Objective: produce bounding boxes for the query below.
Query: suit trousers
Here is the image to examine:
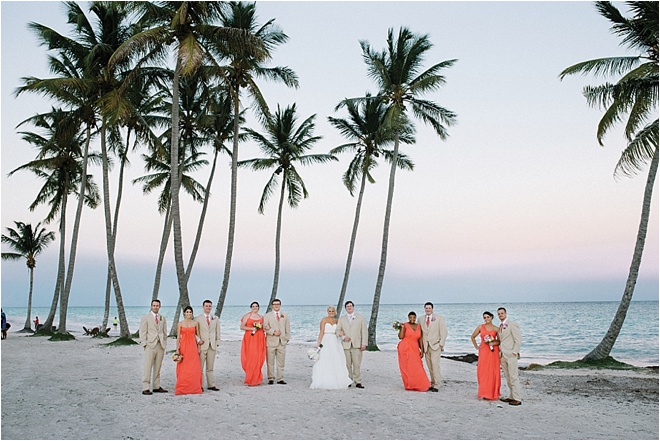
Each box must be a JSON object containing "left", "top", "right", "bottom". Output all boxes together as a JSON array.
[
  {"left": 425, "top": 347, "right": 442, "bottom": 388},
  {"left": 199, "top": 347, "right": 217, "bottom": 388},
  {"left": 142, "top": 345, "right": 165, "bottom": 390},
  {"left": 500, "top": 354, "right": 521, "bottom": 400},
  {"left": 344, "top": 347, "right": 363, "bottom": 384},
  {"left": 266, "top": 344, "right": 287, "bottom": 381}
]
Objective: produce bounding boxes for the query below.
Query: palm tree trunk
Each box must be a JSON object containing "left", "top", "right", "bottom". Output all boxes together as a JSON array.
[
  {"left": 58, "top": 126, "right": 92, "bottom": 334},
  {"left": 23, "top": 267, "right": 34, "bottom": 331},
  {"left": 267, "top": 179, "right": 287, "bottom": 313},
  {"left": 337, "top": 171, "right": 368, "bottom": 316},
  {"left": 44, "top": 173, "right": 69, "bottom": 332},
  {"left": 215, "top": 92, "right": 241, "bottom": 318},
  {"left": 368, "top": 135, "right": 401, "bottom": 349},
  {"left": 583, "top": 146, "right": 658, "bottom": 361},
  {"left": 152, "top": 202, "right": 173, "bottom": 301}
]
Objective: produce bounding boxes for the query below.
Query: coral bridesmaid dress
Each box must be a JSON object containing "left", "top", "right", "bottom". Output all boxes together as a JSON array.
[
  {"left": 477, "top": 324, "right": 501, "bottom": 400},
  {"left": 397, "top": 323, "right": 431, "bottom": 391},
  {"left": 175, "top": 327, "right": 203, "bottom": 395},
  {"left": 241, "top": 316, "right": 266, "bottom": 386}
]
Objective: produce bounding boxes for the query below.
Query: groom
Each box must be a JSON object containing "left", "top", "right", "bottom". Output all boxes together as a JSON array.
[
  {"left": 195, "top": 299, "right": 221, "bottom": 391},
  {"left": 139, "top": 299, "right": 168, "bottom": 395},
  {"left": 498, "top": 307, "right": 522, "bottom": 406},
  {"left": 421, "top": 302, "right": 447, "bottom": 392},
  {"left": 263, "top": 298, "right": 291, "bottom": 384},
  {"left": 337, "top": 301, "right": 367, "bottom": 389}
]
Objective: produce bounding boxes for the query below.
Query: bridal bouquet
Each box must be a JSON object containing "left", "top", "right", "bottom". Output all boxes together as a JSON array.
[
  {"left": 251, "top": 322, "right": 263, "bottom": 335},
  {"left": 392, "top": 321, "right": 402, "bottom": 331},
  {"left": 172, "top": 352, "right": 183, "bottom": 363},
  {"left": 307, "top": 345, "right": 322, "bottom": 362},
  {"left": 483, "top": 335, "right": 494, "bottom": 351}
]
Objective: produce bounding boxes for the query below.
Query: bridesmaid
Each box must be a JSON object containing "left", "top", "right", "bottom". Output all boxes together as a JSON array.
[
  {"left": 240, "top": 301, "right": 266, "bottom": 386},
  {"left": 175, "top": 306, "right": 203, "bottom": 395},
  {"left": 396, "top": 311, "right": 431, "bottom": 392},
  {"left": 471, "top": 311, "right": 501, "bottom": 400}
]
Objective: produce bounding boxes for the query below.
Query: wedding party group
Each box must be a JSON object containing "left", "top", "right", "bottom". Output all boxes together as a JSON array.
[{"left": 139, "top": 299, "right": 522, "bottom": 406}]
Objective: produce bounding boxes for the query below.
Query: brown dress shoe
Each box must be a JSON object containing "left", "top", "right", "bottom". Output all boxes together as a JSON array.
[
  {"left": 277, "top": 380, "right": 287, "bottom": 385},
  {"left": 207, "top": 386, "right": 220, "bottom": 391},
  {"left": 509, "top": 400, "right": 522, "bottom": 406},
  {"left": 500, "top": 397, "right": 513, "bottom": 403},
  {"left": 153, "top": 387, "right": 168, "bottom": 393},
  {"left": 142, "top": 390, "right": 152, "bottom": 395},
  {"left": 355, "top": 383, "right": 364, "bottom": 389}
]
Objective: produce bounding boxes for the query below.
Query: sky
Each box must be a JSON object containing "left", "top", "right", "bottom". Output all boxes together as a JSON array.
[{"left": 1, "top": 1, "right": 658, "bottom": 309}]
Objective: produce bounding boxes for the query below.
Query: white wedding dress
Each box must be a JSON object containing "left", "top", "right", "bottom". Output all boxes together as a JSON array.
[{"left": 310, "top": 323, "right": 352, "bottom": 389}]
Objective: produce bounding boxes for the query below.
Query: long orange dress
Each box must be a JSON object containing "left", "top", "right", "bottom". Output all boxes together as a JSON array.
[
  {"left": 477, "top": 324, "right": 501, "bottom": 400},
  {"left": 175, "top": 327, "right": 203, "bottom": 395},
  {"left": 240, "top": 316, "right": 266, "bottom": 386},
  {"left": 397, "top": 323, "right": 431, "bottom": 391}
]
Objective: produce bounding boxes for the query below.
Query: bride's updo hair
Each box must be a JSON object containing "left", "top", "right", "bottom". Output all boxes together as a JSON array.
[
  {"left": 184, "top": 306, "right": 193, "bottom": 314},
  {"left": 250, "top": 301, "right": 259, "bottom": 308},
  {"left": 327, "top": 305, "right": 337, "bottom": 318}
]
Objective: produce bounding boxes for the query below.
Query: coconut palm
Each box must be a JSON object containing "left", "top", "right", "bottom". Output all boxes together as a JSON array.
[
  {"left": 1, "top": 222, "right": 55, "bottom": 332},
  {"left": 359, "top": 27, "right": 457, "bottom": 349},
  {"left": 560, "top": 1, "right": 658, "bottom": 361},
  {"left": 211, "top": 1, "right": 299, "bottom": 318},
  {"left": 329, "top": 95, "right": 415, "bottom": 316},
  {"left": 239, "top": 104, "right": 336, "bottom": 311}
]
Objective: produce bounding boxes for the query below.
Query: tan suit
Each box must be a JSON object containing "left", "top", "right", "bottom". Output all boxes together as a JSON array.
[
  {"left": 263, "top": 310, "right": 291, "bottom": 382},
  {"left": 139, "top": 312, "right": 168, "bottom": 391},
  {"left": 336, "top": 312, "right": 367, "bottom": 385},
  {"left": 420, "top": 313, "right": 447, "bottom": 388},
  {"left": 194, "top": 314, "right": 221, "bottom": 388},
  {"left": 498, "top": 320, "right": 522, "bottom": 401}
]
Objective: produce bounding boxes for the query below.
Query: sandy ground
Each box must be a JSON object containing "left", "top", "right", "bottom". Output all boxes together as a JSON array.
[{"left": 1, "top": 333, "right": 657, "bottom": 440}]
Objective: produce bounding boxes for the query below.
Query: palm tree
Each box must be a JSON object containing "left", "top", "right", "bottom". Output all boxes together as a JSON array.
[
  {"left": 560, "top": 1, "right": 658, "bottom": 361},
  {"left": 329, "top": 96, "right": 415, "bottom": 316},
  {"left": 212, "top": 1, "right": 299, "bottom": 318},
  {"left": 359, "top": 27, "right": 457, "bottom": 349},
  {"left": 239, "top": 104, "right": 336, "bottom": 311},
  {"left": 1, "top": 222, "right": 55, "bottom": 332}
]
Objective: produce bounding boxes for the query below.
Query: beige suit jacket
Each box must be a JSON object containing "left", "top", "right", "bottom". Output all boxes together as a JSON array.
[
  {"left": 336, "top": 312, "right": 367, "bottom": 349},
  {"left": 194, "top": 314, "right": 221, "bottom": 351},
  {"left": 139, "top": 312, "right": 167, "bottom": 349},
  {"left": 263, "top": 311, "right": 290, "bottom": 347},
  {"left": 498, "top": 320, "right": 521, "bottom": 357},
  {"left": 420, "top": 313, "right": 447, "bottom": 351}
]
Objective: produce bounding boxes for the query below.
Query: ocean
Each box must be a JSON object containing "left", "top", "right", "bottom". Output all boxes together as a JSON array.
[{"left": 3, "top": 301, "right": 658, "bottom": 366}]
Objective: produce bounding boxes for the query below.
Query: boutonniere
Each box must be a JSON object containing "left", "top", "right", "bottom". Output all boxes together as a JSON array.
[
  {"left": 158, "top": 315, "right": 163, "bottom": 322},
  {"left": 279, "top": 314, "right": 284, "bottom": 319},
  {"left": 502, "top": 323, "right": 508, "bottom": 330},
  {"left": 431, "top": 316, "right": 436, "bottom": 322}
]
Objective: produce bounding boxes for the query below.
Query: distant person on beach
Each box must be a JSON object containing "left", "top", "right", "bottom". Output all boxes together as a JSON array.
[
  {"left": 175, "top": 306, "right": 203, "bottom": 395},
  {"left": 1, "top": 309, "right": 6, "bottom": 339},
  {"left": 113, "top": 317, "right": 118, "bottom": 330},
  {"left": 310, "top": 305, "right": 352, "bottom": 389},
  {"left": 497, "top": 307, "right": 522, "bottom": 406},
  {"left": 471, "top": 311, "right": 501, "bottom": 400},
  {"left": 194, "top": 300, "right": 221, "bottom": 391},
  {"left": 240, "top": 301, "right": 266, "bottom": 386},
  {"left": 396, "top": 311, "right": 431, "bottom": 392},
  {"left": 420, "top": 302, "right": 447, "bottom": 392},
  {"left": 33, "top": 316, "right": 39, "bottom": 329},
  {"left": 263, "top": 298, "right": 291, "bottom": 385},
  {"left": 139, "top": 300, "right": 168, "bottom": 395},
  {"left": 336, "top": 301, "right": 368, "bottom": 389}
]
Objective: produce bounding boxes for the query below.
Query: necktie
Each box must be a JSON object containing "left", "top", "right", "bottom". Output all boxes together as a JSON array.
[
  {"left": 276, "top": 312, "right": 280, "bottom": 322},
  {"left": 206, "top": 315, "right": 210, "bottom": 326},
  {"left": 426, "top": 316, "right": 430, "bottom": 327},
  {"left": 155, "top": 315, "right": 159, "bottom": 325}
]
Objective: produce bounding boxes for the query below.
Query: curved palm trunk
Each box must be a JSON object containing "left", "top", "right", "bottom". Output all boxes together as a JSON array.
[
  {"left": 267, "top": 179, "right": 287, "bottom": 313},
  {"left": 215, "top": 93, "right": 241, "bottom": 318},
  {"left": 100, "top": 120, "right": 130, "bottom": 337},
  {"left": 152, "top": 203, "right": 173, "bottom": 301},
  {"left": 22, "top": 267, "right": 35, "bottom": 331},
  {"left": 44, "top": 174, "right": 69, "bottom": 332},
  {"left": 583, "top": 146, "right": 658, "bottom": 361},
  {"left": 58, "top": 126, "right": 92, "bottom": 333},
  {"left": 368, "top": 135, "right": 401, "bottom": 349},
  {"left": 337, "top": 171, "right": 369, "bottom": 317}
]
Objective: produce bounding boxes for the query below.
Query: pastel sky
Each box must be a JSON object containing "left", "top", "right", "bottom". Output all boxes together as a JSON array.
[{"left": 1, "top": 1, "right": 658, "bottom": 309}]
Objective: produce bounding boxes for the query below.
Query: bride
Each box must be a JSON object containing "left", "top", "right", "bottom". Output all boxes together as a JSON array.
[{"left": 310, "top": 306, "right": 352, "bottom": 389}]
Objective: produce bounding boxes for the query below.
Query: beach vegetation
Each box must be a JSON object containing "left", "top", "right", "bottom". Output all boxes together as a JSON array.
[
  {"left": 48, "top": 331, "right": 76, "bottom": 341},
  {"left": 105, "top": 336, "right": 139, "bottom": 346},
  {"left": 356, "top": 27, "right": 457, "bottom": 348},
  {"left": 329, "top": 94, "right": 415, "bottom": 316},
  {"left": 239, "top": 103, "right": 336, "bottom": 309},
  {"left": 1, "top": 222, "right": 55, "bottom": 332},
  {"left": 560, "top": 1, "right": 658, "bottom": 361},
  {"left": 525, "top": 356, "right": 637, "bottom": 371}
]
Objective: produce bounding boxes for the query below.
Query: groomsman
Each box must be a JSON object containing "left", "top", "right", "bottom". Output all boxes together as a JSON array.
[
  {"left": 263, "top": 299, "right": 291, "bottom": 384},
  {"left": 337, "top": 301, "right": 368, "bottom": 388},
  {"left": 139, "top": 299, "right": 168, "bottom": 395},
  {"left": 420, "top": 302, "right": 448, "bottom": 392},
  {"left": 194, "top": 300, "right": 221, "bottom": 391},
  {"left": 497, "top": 307, "right": 522, "bottom": 406}
]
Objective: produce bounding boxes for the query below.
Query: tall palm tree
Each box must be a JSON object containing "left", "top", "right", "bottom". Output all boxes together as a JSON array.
[
  {"left": 1, "top": 222, "right": 55, "bottom": 331},
  {"left": 359, "top": 27, "right": 457, "bottom": 349},
  {"left": 329, "top": 96, "right": 415, "bottom": 316},
  {"left": 239, "top": 104, "right": 336, "bottom": 311},
  {"left": 212, "top": 1, "right": 298, "bottom": 318},
  {"left": 560, "top": 1, "right": 658, "bottom": 361}
]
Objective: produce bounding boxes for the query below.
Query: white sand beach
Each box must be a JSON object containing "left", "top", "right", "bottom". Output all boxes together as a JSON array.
[{"left": 1, "top": 334, "right": 657, "bottom": 440}]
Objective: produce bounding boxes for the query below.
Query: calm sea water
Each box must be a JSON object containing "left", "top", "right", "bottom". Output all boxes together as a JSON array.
[{"left": 3, "top": 301, "right": 658, "bottom": 366}]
